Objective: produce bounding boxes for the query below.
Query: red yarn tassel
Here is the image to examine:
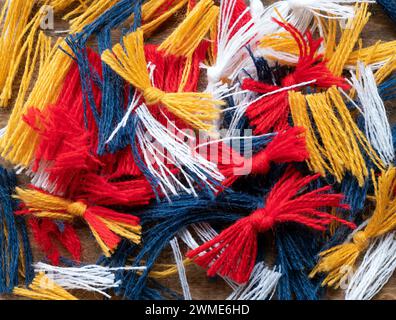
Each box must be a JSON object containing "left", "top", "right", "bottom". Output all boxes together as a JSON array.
[
  {"left": 72, "top": 173, "right": 155, "bottom": 206},
  {"left": 187, "top": 167, "right": 355, "bottom": 283},
  {"left": 29, "top": 218, "right": 81, "bottom": 265},
  {"left": 145, "top": 41, "right": 209, "bottom": 128},
  {"left": 220, "top": 127, "right": 309, "bottom": 187},
  {"left": 23, "top": 49, "right": 103, "bottom": 194},
  {"left": 16, "top": 187, "right": 142, "bottom": 257},
  {"left": 244, "top": 19, "right": 350, "bottom": 134}
]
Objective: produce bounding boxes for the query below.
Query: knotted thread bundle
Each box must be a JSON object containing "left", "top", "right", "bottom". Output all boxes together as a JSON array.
[
  {"left": 244, "top": 19, "right": 349, "bottom": 135},
  {"left": 101, "top": 29, "right": 224, "bottom": 131},
  {"left": 219, "top": 126, "right": 309, "bottom": 187},
  {"left": 187, "top": 168, "right": 355, "bottom": 284},
  {"left": 311, "top": 168, "right": 396, "bottom": 288},
  {"left": 14, "top": 188, "right": 141, "bottom": 257}
]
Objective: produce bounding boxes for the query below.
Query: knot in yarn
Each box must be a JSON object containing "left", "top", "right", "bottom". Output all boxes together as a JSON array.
[
  {"left": 352, "top": 231, "right": 370, "bottom": 251},
  {"left": 251, "top": 151, "right": 271, "bottom": 175},
  {"left": 67, "top": 201, "right": 88, "bottom": 218},
  {"left": 143, "top": 87, "right": 166, "bottom": 105},
  {"left": 249, "top": 209, "right": 275, "bottom": 232}
]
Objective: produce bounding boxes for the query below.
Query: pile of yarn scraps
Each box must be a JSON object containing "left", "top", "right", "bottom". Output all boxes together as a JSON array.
[{"left": 0, "top": 0, "right": 396, "bottom": 300}]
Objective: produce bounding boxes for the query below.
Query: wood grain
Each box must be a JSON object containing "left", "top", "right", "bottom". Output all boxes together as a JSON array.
[{"left": 0, "top": 1, "right": 395, "bottom": 300}]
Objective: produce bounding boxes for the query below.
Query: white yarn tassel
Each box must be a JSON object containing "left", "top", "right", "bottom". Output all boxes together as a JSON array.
[
  {"left": 135, "top": 104, "right": 223, "bottom": 200},
  {"left": 170, "top": 237, "right": 192, "bottom": 300},
  {"left": 226, "top": 263, "right": 282, "bottom": 300},
  {"left": 286, "top": 0, "right": 374, "bottom": 20},
  {"left": 107, "top": 64, "right": 223, "bottom": 200},
  {"left": 205, "top": 0, "right": 272, "bottom": 92},
  {"left": 345, "top": 232, "right": 396, "bottom": 300},
  {"left": 34, "top": 262, "right": 146, "bottom": 299},
  {"left": 348, "top": 62, "right": 394, "bottom": 165}
]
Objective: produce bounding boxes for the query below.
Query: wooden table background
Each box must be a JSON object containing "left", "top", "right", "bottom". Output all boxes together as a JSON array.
[{"left": 0, "top": 0, "right": 396, "bottom": 300}]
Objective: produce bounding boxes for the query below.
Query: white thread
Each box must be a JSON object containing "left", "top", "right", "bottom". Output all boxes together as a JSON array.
[
  {"left": 135, "top": 103, "right": 222, "bottom": 200},
  {"left": 34, "top": 262, "right": 146, "bottom": 299},
  {"left": 348, "top": 62, "right": 394, "bottom": 165},
  {"left": 206, "top": 0, "right": 274, "bottom": 90},
  {"left": 178, "top": 224, "right": 239, "bottom": 290},
  {"left": 226, "top": 262, "right": 282, "bottom": 300},
  {"left": 107, "top": 64, "right": 223, "bottom": 200},
  {"left": 170, "top": 237, "right": 192, "bottom": 300},
  {"left": 106, "top": 89, "right": 141, "bottom": 144},
  {"left": 254, "top": 1, "right": 373, "bottom": 66},
  {"left": 0, "top": 126, "right": 7, "bottom": 139},
  {"left": 286, "top": 0, "right": 374, "bottom": 19},
  {"left": 345, "top": 232, "right": 396, "bottom": 300}
]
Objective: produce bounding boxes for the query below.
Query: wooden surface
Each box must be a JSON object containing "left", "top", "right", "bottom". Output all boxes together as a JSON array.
[{"left": 1, "top": 1, "right": 396, "bottom": 300}]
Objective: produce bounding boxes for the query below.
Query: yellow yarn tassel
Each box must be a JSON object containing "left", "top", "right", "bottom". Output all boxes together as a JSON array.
[
  {"left": 311, "top": 168, "right": 396, "bottom": 288},
  {"left": 289, "top": 91, "right": 330, "bottom": 177},
  {"left": 44, "top": 0, "right": 84, "bottom": 12},
  {"left": 289, "top": 87, "right": 383, "bottom": 186},
  {"left": 207, "top": 16, "right": 218, "bottom": 66},
  {"left": 0, "top": 1, "right": 42, "bottom": 107},
  {"left": 260, "top": 33, "right": 396, "bottom": 70},
  {"left": 13, "top": 273, "right": 78, "bottom": 300},
  {"left": 158, "top": 0, "right": 218, "bottom": 58},
  {"left": 0, "top": 40, "right": 73, "bottom": 167},
  {"left": 141, "top": 0, "right": 189, "bottom": 37},
  {"left": 102, "top": 29, "right": 223, "bottom": 132},
  {"left": 64, "top": 0, "right": 118, "bottom": 33},
  {"left": 158, "top": 0, "right": 218, "bottom": 92},
  {"left": 327, "top": 3, "right": 370, "bottom": 76},
  {"left": 347, "top": 41, "right": 396, "bottom": 69},
  {"left": 260, "top": 5, "right": 396, "bottom": 72},
  {"left": 374, "top": 54, "right": 396, "bottom": 85},
  {"left": 14, "top": 188, "right": 141, "bottom": 257}
]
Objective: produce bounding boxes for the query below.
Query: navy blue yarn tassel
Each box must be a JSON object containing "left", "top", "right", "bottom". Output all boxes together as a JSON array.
[
  {"left": 0, "top": 167, "right": 34, "bottom": 293},
  {"left": 65, "top": 0, "right": 144, "bottom": 154},
  {"left": 275, "top": 225, "right": 324, "bottom": 300},
  {"left": 104, "top": 191, "right": 260, "bottom": 299},
  {"left": 96, "top": 28, "right": 129, "bottom": 155}
]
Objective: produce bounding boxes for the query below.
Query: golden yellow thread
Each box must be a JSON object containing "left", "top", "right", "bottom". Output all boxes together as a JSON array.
[
  {"left": 327, "top": 3, "right": 370, "bottom": 76},
  {"left": 157, "top": 0, "right": 218, "bottom": 92},
  {"left": 0, "top": 39, "right": 73, "bottom": 167},
  {"left": 159, "top": 0, "right": 218, "bottom": 58},
  {"left": 289, "top": 91, "right": 330, "bottom": 177},
  {"left": 67, "top": 202, "right": 88, "bottom": 218},
  {"left": 102, "top": 29, "right": 223, "bottom": 131},
  {"left": 311, "top": 168, "right": 396, "bottom": 288},
  {"left": 14, "top": 188, "right": 141, "bottom": 256},
  {"left": 149, "top": 259, "right": 193, "bottom": 278},
  {"left": 207, "top": 15, "right": 218, "bottom": 66},
  {"left": 141, "top": 0, "right": 189, "bottom": 37},
  {"left": 290, "top": 87, "right": 383, "bottom": 186},
  {"left": 0, "top": 1, "right": 46, "bottom": 107},
  {"left": 374, "top": 54, "right": 396, "bottom": 85},
  {"left": 13, "top": 273, "right": 78, "bottom": 300}
]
